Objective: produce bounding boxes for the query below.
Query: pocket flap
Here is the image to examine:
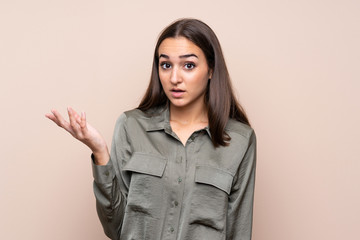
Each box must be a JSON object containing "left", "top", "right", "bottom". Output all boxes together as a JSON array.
[
  {"left": 123, "top": 152, "right": 167, "bottom": 177},
  {"left": 195, "top": 166, "right": 234, "bottom": 194}
]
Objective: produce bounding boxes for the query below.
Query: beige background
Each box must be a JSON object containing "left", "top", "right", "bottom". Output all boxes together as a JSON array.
[{"left": 1, "top": 0, "right": 359, "bottom": 239}]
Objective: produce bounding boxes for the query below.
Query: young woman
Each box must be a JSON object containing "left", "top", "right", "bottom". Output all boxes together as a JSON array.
[{"left": 46, "top": 18, "right": 256, "bottom": 240}]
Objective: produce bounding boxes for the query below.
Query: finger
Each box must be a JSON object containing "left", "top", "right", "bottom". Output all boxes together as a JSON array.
[
  {"left": 75, "top": 112, "right": 82, "bottom": 124},
  {"left": 78, "top": 111, "right": 89, "bottom": 139},
  {"left": 51, "top": 109, "right": 73, "bottom": 133},
  {"left": 45, "top": 112, "right": 56, "bottom": 122},
  {"left": 68, "top": 107, "right": 82, "bottom": 119},
  {"left": 45, "top": 112, "right": 62, "bottom": 126},
  {"left": 49, "top": 109, "right": 65, "bottom": 126},
  {"left": 80, "top": 111, "right": 87, "bottom": 129},
  {"left": 68, "top": 107, "right": 82, "bottom": 135},
  {"left": 46, "top": 110, "right": 75, "bottom": 137}
]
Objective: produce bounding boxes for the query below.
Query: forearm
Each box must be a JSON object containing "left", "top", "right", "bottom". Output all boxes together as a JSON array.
[{"left": 92, "top": 148, "right": 110, "bottom": 166}]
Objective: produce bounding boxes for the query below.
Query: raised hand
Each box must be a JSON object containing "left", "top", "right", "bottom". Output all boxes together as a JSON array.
[{"left": 45, "top": 107, "right": 109, "bottom": 165}]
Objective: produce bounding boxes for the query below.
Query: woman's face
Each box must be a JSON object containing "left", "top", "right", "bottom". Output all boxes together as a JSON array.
[{"left": 158, "top": 37, "right": 212, "bottom": 111}]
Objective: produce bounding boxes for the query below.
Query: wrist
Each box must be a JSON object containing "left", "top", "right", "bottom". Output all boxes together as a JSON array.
[{"left": 92, "top": 148, "right": 110, "bottom": 165}]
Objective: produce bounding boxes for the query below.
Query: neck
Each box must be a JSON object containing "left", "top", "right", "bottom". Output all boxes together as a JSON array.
[{"left": 169, "top": 102, "right": 208, "bottom": 125}]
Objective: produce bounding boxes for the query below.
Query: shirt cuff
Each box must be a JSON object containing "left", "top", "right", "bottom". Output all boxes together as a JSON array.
[{"left": 91, "top": 153, "right": 115, "bottom": 184}]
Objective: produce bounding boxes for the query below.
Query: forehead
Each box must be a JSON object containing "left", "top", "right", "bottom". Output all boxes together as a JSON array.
[{"left": 158, "top": 37, "right": 204, "bottom": 57}]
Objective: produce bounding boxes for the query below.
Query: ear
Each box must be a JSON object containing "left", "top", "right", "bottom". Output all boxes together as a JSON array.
[{"left": 208, "top": 69, "right": 213, "bottom": 79}]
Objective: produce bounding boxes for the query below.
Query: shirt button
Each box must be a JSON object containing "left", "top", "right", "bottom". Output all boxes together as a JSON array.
[
  {"left": 104, "top": 171, "right": 109, "bottom": 176},
  {"left": 170, "top": 227, "right": 174, "bottom": 233},
  {"left": 174, "top": 201, "right": 179, "bottom": 207},
  {"left": 177, "top": 177, "right": 182, "bottom": 183}
]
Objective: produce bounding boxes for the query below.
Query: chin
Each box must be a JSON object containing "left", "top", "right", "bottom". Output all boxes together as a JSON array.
[{"left": 169, "top": 100, "right": 188, "bottom": 108}]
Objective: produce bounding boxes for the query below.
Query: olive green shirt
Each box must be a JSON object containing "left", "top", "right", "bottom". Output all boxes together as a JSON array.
[{"left": 92, "top": 106, "right": 256, "bottom": 240}]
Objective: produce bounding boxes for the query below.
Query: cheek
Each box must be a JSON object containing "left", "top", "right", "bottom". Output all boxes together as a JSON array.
[
  {"left": 189, "top": 72, "right": 209, "bottom": 89},
  {"left": 158, "top": 73, "right": 167, "bottom": 87}
]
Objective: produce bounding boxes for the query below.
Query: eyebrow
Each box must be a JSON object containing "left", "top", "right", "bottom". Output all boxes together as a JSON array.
[{"left": 159, "top": 53, "right": 198, "bottom": 59}]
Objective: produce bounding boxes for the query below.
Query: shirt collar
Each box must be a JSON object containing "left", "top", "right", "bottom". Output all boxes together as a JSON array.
[
  {"left": 143, "top": 105, "right": 171, "bottom": 133},
  {"left": 144, "top": 105, "right": 211, "bottom": 138}
]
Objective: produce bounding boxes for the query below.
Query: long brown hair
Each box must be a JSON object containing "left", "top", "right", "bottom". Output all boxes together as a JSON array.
[{"left": 138, "top": 18, "right": 250, "bottom": 147}]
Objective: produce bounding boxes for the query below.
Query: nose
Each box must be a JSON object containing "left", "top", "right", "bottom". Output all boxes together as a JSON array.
[{"left": 170, "top": 67, "right": 182, "bottom": 85}]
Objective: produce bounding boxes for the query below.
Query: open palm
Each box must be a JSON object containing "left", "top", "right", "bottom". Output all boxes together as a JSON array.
[{"left": 45, "top": 107, "right": 109, "bottom": 165}]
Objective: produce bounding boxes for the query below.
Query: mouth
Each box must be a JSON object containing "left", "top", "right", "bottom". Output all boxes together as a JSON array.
[
  {"left": 171, "top": 89, "right": 185, "bottom": 93},
  {"left": 170, "top": 88, "right": 185, "bottom": 98}
]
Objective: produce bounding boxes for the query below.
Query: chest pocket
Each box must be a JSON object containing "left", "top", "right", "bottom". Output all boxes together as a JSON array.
[
  {"left": 123, "top": 152, "right": 167, "bottom": 177},
  {"left": 189, "top": 165, "right": 234, "bottom": 233},
  {"left": 123, "top": 152, "right": 167, "bottom": 219},
  {"left": 195, "top": 165, "right": 233, "bottom": 194}
]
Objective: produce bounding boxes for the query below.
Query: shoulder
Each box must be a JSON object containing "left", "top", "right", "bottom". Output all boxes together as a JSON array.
[
  {"left": 123, "top": 108, "right": 148, "bottom": 119},
  {"left": 122, "top": 107, "right": 164, "bottom": 120},
  {"left": 224, "top": 118, "right": 256, "bottom": 151},
  {"left": 225, "top": 118, "right": 255, "bottom": 139},
  {"left": 114, "top": 107, "right": 164, "bottom": 130},
  {"left": 114, "top": 108, "right": 146, "bottom": 127},
  {"left": 223, "top": 119, "right": 256, "bottom": 172}
]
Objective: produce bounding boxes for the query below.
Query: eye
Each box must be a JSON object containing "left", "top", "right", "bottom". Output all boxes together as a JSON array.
[
  {"left": 160, "top": 62, "right": 171, "bottom": 69},
  {"left": 184, "top": 63, "right": 195, "bottom": 70}
]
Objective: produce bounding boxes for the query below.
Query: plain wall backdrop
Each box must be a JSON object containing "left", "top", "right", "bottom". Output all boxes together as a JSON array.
[{"left": 1, "top": 0, "right": 359, "bottom": 239}]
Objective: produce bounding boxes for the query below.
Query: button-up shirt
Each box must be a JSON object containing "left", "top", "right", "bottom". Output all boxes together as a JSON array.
[{"left": 92, "top": 106, "right": 256, "bottom": 240}]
